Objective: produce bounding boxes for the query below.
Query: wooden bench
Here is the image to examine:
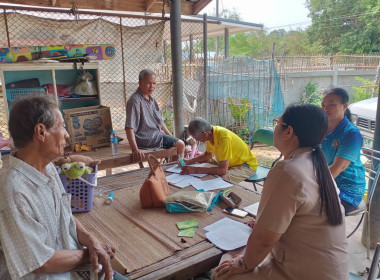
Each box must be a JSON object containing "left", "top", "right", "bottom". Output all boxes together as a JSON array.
[
  {"left": 72, "top": 142, "right": 177, "bottom": 175},
  {"left": 1, "top": 144, "right": 177, "bottom": 176}
]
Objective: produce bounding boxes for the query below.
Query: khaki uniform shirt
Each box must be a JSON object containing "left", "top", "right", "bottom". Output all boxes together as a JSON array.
[{"left": 255, "top": 148, "right": 348, "bottom": 280}]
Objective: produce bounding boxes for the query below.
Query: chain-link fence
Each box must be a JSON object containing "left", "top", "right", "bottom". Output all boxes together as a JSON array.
[{"left": 0, "top": 7, "right": 205, "bottom": 141}]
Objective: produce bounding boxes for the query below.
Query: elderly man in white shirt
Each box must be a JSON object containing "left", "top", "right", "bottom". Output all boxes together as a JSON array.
[{"left": 0, "top": 96, "right": 115, "bottom": 280}]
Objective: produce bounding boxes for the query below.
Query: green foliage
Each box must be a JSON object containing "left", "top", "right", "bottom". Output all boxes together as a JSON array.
[
  {"left": 196, "top": 2, "right": 380, "bottom": 58},
  {"left": 227, "top": 97, "right": 250, "bottom": 124},
  {"left": 306, "top": 0, "right": 380, "bottom": 54},
  {"left": 236, "top": 127, "right": 250, "bottom": 144},
  {"left": 162, "top": 108, "right": 174, "bottom": 134},
  {"left": 351, "top": 77, "right": 377, "bottom": 103},
  {"left": 301, "top": 82, "right": 323, "bottom": 106}
]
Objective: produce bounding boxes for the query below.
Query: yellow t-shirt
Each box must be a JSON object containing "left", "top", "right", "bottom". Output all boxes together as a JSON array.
[{"left": 206, "top": 126, "right": 258, "bottom": 170}]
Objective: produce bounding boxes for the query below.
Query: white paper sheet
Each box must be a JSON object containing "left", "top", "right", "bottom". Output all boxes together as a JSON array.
[
  {"left": 165, "top": 165, "right": 207, "bottom": 178},
  {"left": 166, "top": 173, "right": 191, "bottom": 184},
  {"left": 204, "top": 218, "right": 252, "bottom": 251},
  {"left": 243, "top": 202, "right": 260, "bottom": 217},
  {"left": 203, "top": 217, "right": 251, "bottom": 233},
  {"left": 191, "top": 163, "right": 219, "bottom": 168},
  {"left": 166, "top": 173, "right": 203, "bottom": 188},
  {"left": 191, "top": 177, "right": 232, "bottom": 191}
]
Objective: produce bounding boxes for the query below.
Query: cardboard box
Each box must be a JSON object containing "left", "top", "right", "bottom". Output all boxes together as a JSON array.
[{"left": 63, "top": 105, "right": 113, "bottom": 150}]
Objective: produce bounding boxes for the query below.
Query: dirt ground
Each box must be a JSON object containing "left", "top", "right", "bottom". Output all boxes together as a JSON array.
[{"left": 251, "top": 145, "right": 281, "bottom": 167}]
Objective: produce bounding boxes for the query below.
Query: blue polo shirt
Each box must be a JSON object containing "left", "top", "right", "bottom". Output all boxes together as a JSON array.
[{"left": 322, "top": 116, "right": 366, "bottom": 207}]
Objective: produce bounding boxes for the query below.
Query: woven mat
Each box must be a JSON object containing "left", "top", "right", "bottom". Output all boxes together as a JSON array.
[{"left": 75, "top": 167, "right": 261, "bottom": 274}]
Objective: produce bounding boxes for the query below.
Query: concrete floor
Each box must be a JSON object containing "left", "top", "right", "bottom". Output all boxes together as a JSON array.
[{"left": 238, "top": 180, "right": 375, "bottom": 279}]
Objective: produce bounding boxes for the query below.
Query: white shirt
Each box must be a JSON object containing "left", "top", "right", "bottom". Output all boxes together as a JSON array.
[{"left": 0, "top": 155, "right": 82, "bottom": 280}]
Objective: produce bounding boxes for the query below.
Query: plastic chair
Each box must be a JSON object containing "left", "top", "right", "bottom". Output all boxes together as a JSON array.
[
  {"left": 346, "top": 148, "right": 380, "bottom": 259},
  {"left": 245, "top": 129, "right": 282, "bottom": 192}
]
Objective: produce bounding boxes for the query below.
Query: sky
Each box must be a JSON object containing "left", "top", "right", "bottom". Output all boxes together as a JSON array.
[{"left": 200, "top": 0, "right": 311, "bottom": 30}]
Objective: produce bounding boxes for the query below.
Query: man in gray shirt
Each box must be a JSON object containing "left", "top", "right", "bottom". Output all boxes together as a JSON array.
[{"left": 125, "top": 69, "right": 185, "bottom": 162}]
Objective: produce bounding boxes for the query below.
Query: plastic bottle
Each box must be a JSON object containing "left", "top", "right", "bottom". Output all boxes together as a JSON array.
[
  {"left": 110, "top": 130, "right": 119, "bottom": 156},
  {"left": 105, "top": 193, "right": 114, "bottom": 205}
]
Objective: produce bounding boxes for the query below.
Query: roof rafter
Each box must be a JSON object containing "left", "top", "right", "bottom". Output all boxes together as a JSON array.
[{"left": 145, "top": 0, "right": 157, "bottom": 12}]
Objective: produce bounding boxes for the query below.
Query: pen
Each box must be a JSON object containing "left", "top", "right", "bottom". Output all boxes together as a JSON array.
[
  {"left": 178, "top": 154, "right": 186, "bottom": 167},
  {"left": 224, "top": 189, "right": 232, "bottom": 195}
]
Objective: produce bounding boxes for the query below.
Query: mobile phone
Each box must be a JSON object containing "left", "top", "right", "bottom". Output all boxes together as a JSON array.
[{"left": 223, "top": 207, "right": 248, "bottom": 218}]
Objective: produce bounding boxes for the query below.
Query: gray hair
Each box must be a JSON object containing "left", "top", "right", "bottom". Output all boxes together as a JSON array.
[
  {"left": 9, "top": 95, "right": 59, "bottom": 148},
  {"left": 188, "top": 117, "right": 212, "bottom": 136},
  {"left": 138, "top": 69, "right": 156, "bottom": 81}
]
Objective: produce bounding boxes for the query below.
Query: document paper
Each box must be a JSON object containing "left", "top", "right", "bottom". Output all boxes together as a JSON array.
[
  {"left": 243, "top": 202, "right": 260, "bottom": 217},
  {"left": 204, "top": 217, "right": 252, "bottom": 251},
  {"left": 166, "top": 174, "right": 202, "bottom": 188},
  {"left": 191, "top": 177, "right": 232, "bottom": 191}
]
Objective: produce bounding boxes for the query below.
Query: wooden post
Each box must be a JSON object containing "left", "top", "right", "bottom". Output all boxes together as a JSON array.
[
  {"left": 3, "top": 9, "right": 10, "bottom": 48},
  {"left": 372, "top": 59, "right": 380, "bottom": 98},
  {"left": 119, "top": 17, "right": 127, "bottom": 106}
]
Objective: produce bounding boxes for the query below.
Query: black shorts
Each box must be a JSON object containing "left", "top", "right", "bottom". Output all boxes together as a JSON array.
[{"left": 162, "top": 134, "right": 179, "bottom": 149}]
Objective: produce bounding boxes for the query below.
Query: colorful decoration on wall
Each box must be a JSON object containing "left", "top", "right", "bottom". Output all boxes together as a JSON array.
[{"left": 0, "top": 44, "right": 115, "bottom": 63}]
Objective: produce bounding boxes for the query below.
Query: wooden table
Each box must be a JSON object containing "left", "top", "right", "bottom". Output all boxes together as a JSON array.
[{"left": 75, "top": 164, "right": 261, "bottom": 279}]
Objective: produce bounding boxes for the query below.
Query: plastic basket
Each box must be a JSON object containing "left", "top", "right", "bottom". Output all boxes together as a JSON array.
[
  {"left": 58, "top": 165, "right": 98, "bottom": 213},
  {"left": 6, "top": 87, "right": 46, "bottom": 102}
]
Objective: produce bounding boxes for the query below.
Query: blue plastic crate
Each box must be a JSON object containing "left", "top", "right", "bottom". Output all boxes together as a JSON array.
[
  {"left": 58, "top": 165, "right": 98, "bottom": 213},
  {"left": 6, "top": 87, "right": 46, "bottom": 102}
]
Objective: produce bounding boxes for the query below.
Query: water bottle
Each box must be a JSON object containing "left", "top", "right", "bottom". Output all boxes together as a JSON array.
[{"left": 110, "top": 130, "right": 119, "bottom": 156}]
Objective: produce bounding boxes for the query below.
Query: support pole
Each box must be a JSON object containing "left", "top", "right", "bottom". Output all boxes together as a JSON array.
[
  {"left": 170, "top": 0, "right": 184, "bottom": 138},
  {"left": 362, "top": 83, "right": 380, "bottom": 249},
  {"left": 224, "top": 28, "right": 229, "bottom": 58},
  {"left": 163, "top": 40, "right": 167, "bottom": 64},
  {"left": 4, "top": 9, "right": 10, "bottom": 47},
  {"left": 332, "top": 65, "right": 338, "bottom": 87},
  {"left": 189, "top": 34, "right": 194, "bottom": 64},
  {"left": 203, "top": 13, "right": 208, "bottom": 120},
  {"left": 119, "top": 17, "right": 127, "bottom": 106},
  {"left": 215, "top": 0, "right": 219, "bottom": 58}
]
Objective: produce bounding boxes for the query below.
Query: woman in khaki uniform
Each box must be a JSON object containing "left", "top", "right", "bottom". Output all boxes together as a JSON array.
[{"left": 214, "top": 104, "right": 348, "bottom": 280}]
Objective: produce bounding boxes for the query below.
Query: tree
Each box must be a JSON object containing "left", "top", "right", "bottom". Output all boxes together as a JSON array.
[{"left": 306, "top": 0, "right": 380, "bottom": 54}]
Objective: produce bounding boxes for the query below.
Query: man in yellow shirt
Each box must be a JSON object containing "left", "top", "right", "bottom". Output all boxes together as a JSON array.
[{"left": 181, "top": 117, "right": 258, "bottom": 183}]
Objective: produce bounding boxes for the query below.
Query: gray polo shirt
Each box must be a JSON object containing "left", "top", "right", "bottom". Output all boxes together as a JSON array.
[
  {"left": 0, "top": 156, "right": 82, "bottom": 280},
  {"left": 125, "top": 88, "right": 164, "bottom": 149}
]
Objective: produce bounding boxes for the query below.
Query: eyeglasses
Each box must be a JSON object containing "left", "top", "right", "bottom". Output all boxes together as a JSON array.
[{"left": 273, "top": 118, "right": 289, "bottom": 129}]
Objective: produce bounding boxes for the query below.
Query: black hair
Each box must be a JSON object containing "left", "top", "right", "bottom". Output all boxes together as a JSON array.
[
  {"left": 323, "top": 87, "right": 352, "bottom": 122},
  {"left": 282, "top": 103, "right": 343, "bottom": 226},
  {"left": 8, "top": 95, "right": 58, "bottom": 148}
]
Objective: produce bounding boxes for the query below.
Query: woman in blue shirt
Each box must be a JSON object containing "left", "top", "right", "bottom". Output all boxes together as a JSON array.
[{"left": 321, "top": 88, "right": 366, "bottom": 213}]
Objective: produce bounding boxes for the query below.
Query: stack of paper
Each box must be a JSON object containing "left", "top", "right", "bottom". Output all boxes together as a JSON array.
[
  {"left": 166, "top": 163, "right": 232, "bottom": 190},
  {"left": 165, "top": 165, "right": 207, "bottom": 177},
  {"left": 203, "top": 217, "right": 252, "bottom": 251},
  {"left": 191, "top": 177, "right": 232, "bottom": 191}
]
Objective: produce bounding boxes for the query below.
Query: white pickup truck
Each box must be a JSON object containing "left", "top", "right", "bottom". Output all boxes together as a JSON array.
[{"left": 349, "top": 97, "right": 377, "bottom": 148}]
